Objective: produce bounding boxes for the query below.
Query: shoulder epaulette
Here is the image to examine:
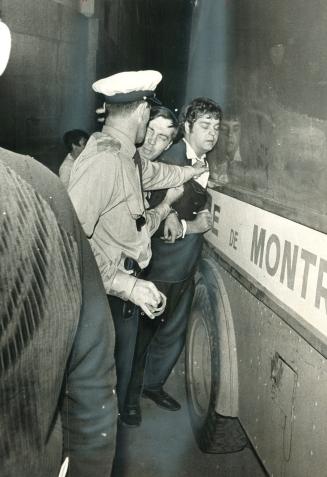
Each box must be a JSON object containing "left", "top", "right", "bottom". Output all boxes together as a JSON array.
[{"left": 96, "top": 134, "right": 121, "bottom": 154}]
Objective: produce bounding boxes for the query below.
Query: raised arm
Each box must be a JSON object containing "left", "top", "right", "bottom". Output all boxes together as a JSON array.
[{"left": 141, "top": 157, "right": 208, "bottom": 191}]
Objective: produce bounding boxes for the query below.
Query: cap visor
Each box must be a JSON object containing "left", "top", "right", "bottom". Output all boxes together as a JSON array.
[{"left": 146, "top": 96, "right": 162, "bottom": 106}]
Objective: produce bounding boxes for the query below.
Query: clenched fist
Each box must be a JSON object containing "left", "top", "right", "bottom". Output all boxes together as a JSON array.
[{"left": 130, "top": 278, "right": 167, "bottom": 319}]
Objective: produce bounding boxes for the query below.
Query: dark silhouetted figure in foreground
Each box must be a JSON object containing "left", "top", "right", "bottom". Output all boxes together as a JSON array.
[{"left": 0, "top": 20, "right": 117, "bottom": 477}]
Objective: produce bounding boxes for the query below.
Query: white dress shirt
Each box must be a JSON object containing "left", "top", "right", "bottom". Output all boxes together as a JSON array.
[{"left": 183, "top": 138, "right": 209, "bottom": 189}]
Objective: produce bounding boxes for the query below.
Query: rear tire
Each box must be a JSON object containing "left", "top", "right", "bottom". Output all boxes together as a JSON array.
[{"left": 185, "top": 271, "right": 248, "bottom": 453}]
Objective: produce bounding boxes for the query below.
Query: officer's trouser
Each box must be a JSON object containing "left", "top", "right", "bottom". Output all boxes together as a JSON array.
[
  {"left": 107, "top": 295, "right": 139, "bottom": 413},
  {"left": 124, "top": 275, "right": 194, "bottom": 408}
]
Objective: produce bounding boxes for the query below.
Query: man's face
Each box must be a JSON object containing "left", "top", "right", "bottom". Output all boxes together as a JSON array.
[
  {"left": 186, "top": 114, "right": 220, "bottom": 156},
  {"left": 219, "top": 118, "right": 241, "bottom": 158},
  {"left": 139, "top": 116, "right": 175, "bottom": 161}
]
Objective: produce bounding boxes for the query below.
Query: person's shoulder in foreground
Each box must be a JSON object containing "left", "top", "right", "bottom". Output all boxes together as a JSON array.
[{"left": 0, "top": 147, "right": 117, "bottom": 477}]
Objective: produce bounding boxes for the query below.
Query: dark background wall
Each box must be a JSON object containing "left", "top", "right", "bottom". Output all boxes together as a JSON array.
[
  {"left": 0, "top": 0, "right": 193, "bottom": 172},
  {"left": 0, "top": 0, "right": 103, "bottom": 171},
  {"left": 98, "top": 0, "right": 193, "bottom": 111}
]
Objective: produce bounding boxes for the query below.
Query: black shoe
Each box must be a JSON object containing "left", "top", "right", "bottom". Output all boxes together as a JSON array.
[
  {"left": 120, "top": 405, "right": 142, "bottom": 427},
  {"left": 142, "top": 388, "right": 181, "bottom": 411}
]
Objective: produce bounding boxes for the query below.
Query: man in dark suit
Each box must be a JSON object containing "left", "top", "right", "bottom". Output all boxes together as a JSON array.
[{"left": 122, "top": 98, "right": 221, "bottom": 426}]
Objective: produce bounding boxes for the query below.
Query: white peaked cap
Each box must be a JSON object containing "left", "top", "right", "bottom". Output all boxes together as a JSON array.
[
  {"left": 0, "top": 20, "right": 11, "bottom": 76},
  {"left": 92, "top": 70, "right": 162, "bottom": 104}
]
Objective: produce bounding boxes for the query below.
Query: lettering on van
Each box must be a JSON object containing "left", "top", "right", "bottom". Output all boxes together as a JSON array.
[
  {"left": 250, "top": 225, "right": 327, "bottom": 314},
  {"left": 229, "top": 229, "right": 239, "bottom": 250}
]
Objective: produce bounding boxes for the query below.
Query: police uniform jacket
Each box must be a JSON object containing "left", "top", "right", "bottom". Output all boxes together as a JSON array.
[{"left": 69, "top": 125, "right": 191, "bottom": 300}]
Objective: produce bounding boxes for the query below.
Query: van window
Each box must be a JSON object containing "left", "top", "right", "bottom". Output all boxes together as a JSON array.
[{"left": 204, "top": 0, "right": 327, "bottom": 233}]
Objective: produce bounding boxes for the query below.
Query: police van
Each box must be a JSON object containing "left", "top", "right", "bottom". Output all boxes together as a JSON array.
[{"left": 184, "top": 1, "right": 327, "bottom": 476}]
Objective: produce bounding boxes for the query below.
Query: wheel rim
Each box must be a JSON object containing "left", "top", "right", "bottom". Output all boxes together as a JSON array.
[{"left": 188, "top": 309, "right": 212, "bottom": 419}]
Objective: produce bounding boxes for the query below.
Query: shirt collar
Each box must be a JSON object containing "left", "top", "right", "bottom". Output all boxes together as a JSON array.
[
  {"left": 183, "top": 138, "right": 206, "bottom": 162},
  {"left": 102, "top": 125, "right": 136, "bottom": 158}
]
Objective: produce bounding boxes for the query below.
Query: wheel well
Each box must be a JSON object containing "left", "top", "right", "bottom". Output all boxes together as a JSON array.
[{"left": 195, "top": 257, "right": 239, "bottom": 417}]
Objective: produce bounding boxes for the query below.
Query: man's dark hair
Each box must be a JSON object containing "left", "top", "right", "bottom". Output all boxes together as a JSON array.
[
  {"left": 179, "top": 97, "right": 222, "bottom": 134},
  {"left": 150, "top": 106, "right": 179, "bottom": 140},
  {"left": 63, "top": 129, "right": 89, "bottom": 153}
]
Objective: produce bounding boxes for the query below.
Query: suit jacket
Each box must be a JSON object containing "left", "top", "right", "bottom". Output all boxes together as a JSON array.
[
  {"left": 149, "top": 140, "right": 207, "bottom": 221},
  {"left": 146, "top": 141, "right": 207, "bottom": 283}
]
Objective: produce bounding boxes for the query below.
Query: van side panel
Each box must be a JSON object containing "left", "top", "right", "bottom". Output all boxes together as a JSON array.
[{"left": 205, "top": 246, "right": 327, "bottom": 477}]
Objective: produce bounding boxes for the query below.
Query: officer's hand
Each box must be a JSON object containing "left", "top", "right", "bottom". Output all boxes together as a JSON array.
[
  {"left": 130, "top": 278, "right": 167, "bottom": 319},
  {"left": 183, "top": 162, "right": 209, "bottom": 181},
  {"left": 161, "top": 213, "right": 183, "bottom": 243},
  {"left": 162, "top": 185, "right": 184, "bottom": 206},
  {"left": 187, "top": 209, "right": 212, "bottom": 234}
]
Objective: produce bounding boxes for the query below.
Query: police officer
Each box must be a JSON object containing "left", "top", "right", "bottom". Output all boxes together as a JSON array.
[{"left": 68, "top": 71, "right": 208, "bottom": 412}]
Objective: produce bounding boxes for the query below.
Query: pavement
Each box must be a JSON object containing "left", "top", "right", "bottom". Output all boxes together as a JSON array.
[{"left": 112, "top": 359, "right": 267, "bottom": 477}]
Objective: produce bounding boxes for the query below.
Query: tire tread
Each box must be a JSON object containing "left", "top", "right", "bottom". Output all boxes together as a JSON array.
[{"left": 186, "top": 272, "right": 249, "bottom": 454}]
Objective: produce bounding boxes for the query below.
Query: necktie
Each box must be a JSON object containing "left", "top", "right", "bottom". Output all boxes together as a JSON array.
[{"left": 133, "top": 149, "right": 142, "bottom": 167}]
